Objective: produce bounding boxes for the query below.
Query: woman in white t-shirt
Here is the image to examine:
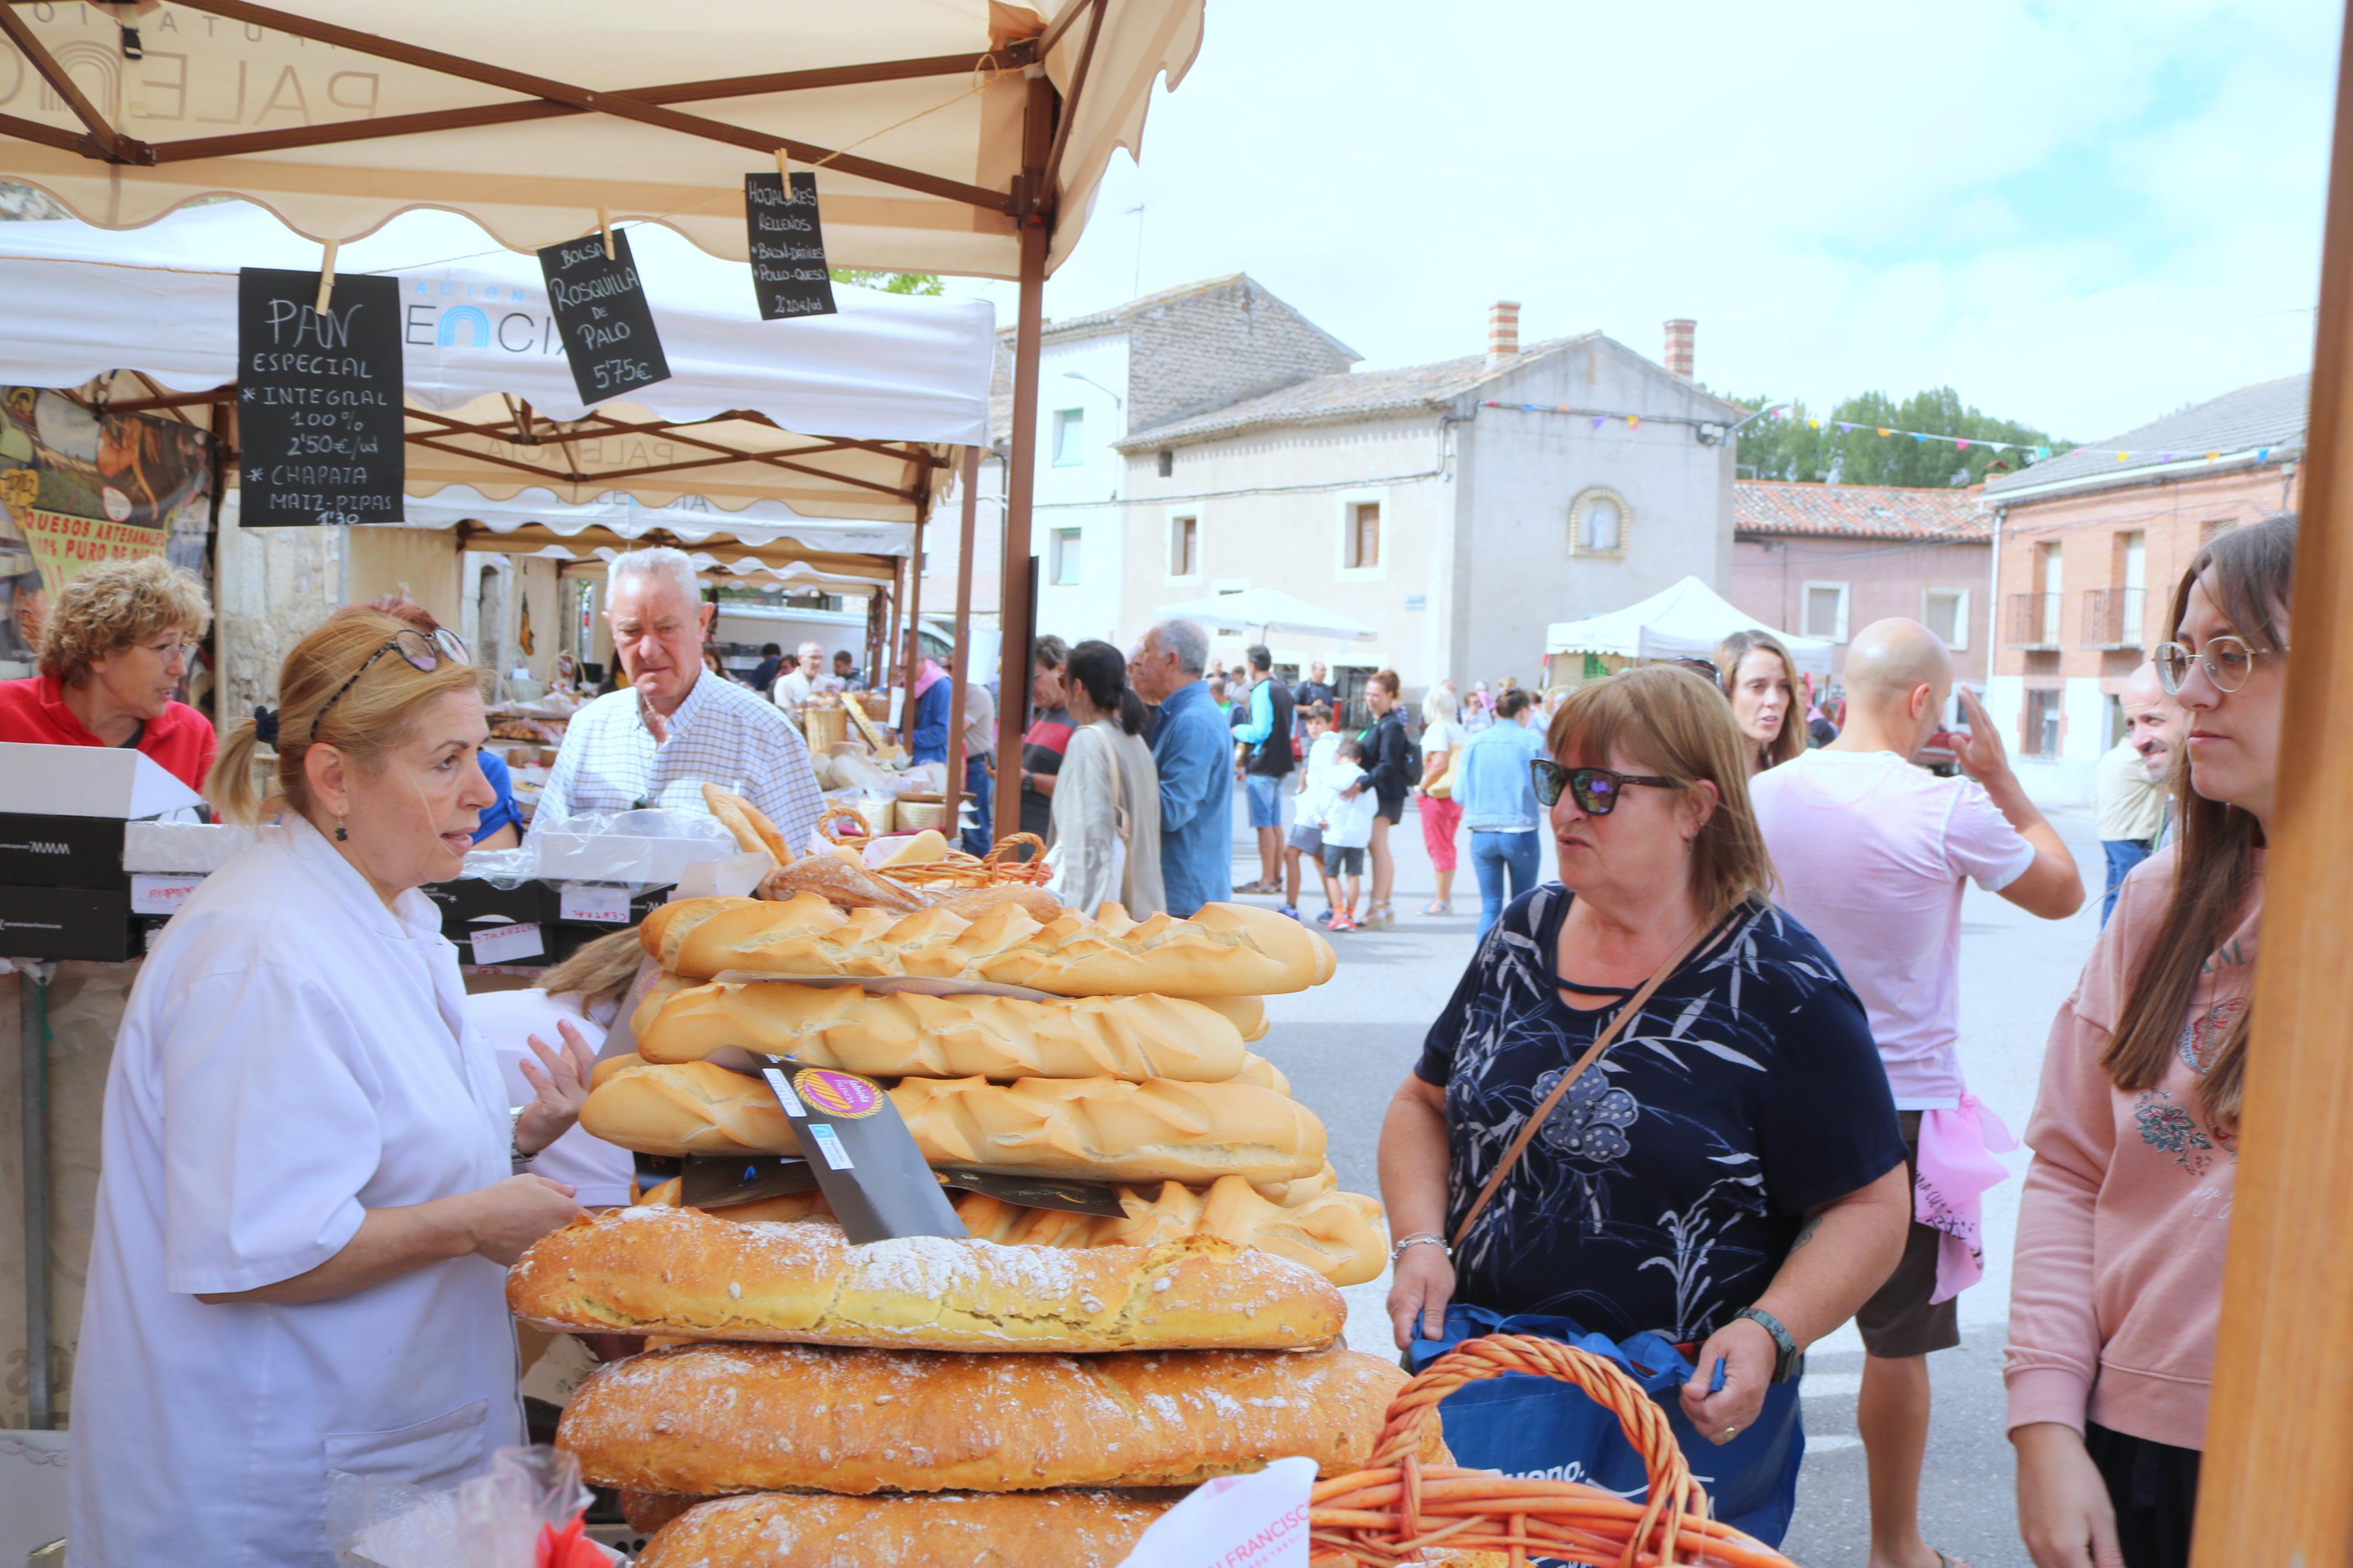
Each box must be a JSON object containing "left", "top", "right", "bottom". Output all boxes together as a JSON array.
[
  {"left": 1417, "top": 685, "right": 1465, "bottom": 915},
  {"left": 464, "top": 928, "right": 641, "bottom": 1208},
  {"left": 1046, "top": 639, "right": 1165, "bottom": 918}
]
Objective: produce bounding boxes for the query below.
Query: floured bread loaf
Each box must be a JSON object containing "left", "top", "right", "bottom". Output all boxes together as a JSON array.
[
  {"left": 506, "top": 1204, "right": 1344, "bottom": 1352},
  {"left": 637, "top": 980, "right": 1249, "bottom": 1083},
  {"left": 637, "top": 1491, "right": 1171, "bottom": 1568},
  {"left": 583, "top": 1061, "right": 1325, "bottom": 1183},
  {"left": 643, "top": 894, "right": 1333, "bottom": 997},
  {"left": 559, "top": 1341, "right": 1428, "bottom": 1495},
  {"left": 637, "top": 1173, "right": 1386, "bottom": 1285},
  {"left": 1193, "top": 992, "right": 1268, "bottom": 1042}
]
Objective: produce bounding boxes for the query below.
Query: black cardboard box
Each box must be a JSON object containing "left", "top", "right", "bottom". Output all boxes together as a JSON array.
[
  {"left": 422, "top": 877, "right": 559, "bottom": 935},
  {"left": 0, "top": 886, "right": 134, "bottom": 962},
  {"left": 0, "top": 812, "right": 133, "bottom": 890}
]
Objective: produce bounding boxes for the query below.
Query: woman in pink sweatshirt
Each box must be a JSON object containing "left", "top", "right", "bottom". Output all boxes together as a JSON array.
[{"left": 2006, "top": 514, "right": 2295, "bottom": 1568}]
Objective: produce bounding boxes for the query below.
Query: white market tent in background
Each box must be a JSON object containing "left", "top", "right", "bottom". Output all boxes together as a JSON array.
[
  {"left": 0, "top": 1, "right": 1204, "bottom": 280},
  {"left": 1154, "top": 586, "right": 1379, "bottom": 642},
  {"left": 1544, "top": 575, "right": 1834, "bottom": 679}
]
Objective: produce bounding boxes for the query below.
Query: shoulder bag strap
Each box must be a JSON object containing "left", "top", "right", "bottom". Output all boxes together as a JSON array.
[
  {"left": 1449, "top": 918, "right": 1717, "bottom": 1250},
  {"left": 1095, "top": 724, "right": 1133, "bottom": 844}
]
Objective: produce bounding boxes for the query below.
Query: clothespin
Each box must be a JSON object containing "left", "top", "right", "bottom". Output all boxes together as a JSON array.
[
  {"left": 777, "top": 146, "right": 793, "bottom": 197},
  {"left": 314, "top": 240, "right": 338, "bottom": 315},
  {"left": 597, "top": 205, "right": 615, "bottom": 261}
]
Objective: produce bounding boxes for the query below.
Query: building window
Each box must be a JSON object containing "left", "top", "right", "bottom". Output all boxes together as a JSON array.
[
  {"left": 1802, "top": 581, "right": 1851, "bottom": 642},
  {"left": 1170, "top": 514, "right": 1198, "bottom": 578},
  {"left": 1050, "top": 527, "right": 1081, "bottom": 585},
  {"left": 1156, "top": 449, "right": 1173, "bottom": 478},
  {"left": 1567, "top": 488, "right": 1629, "bottom": 557},
  {"left": 1923, "top": 588, "right": 1969, "bottom": 649},
  {"left": 2024, "top": 689, "right": 2062, "bottom": 760},
  {"left": 1346, "top": 502, "right": 1380, "bottom": 569},
  {"left": 1051, "top": 408, "right": 1085, "bottom": 466}
]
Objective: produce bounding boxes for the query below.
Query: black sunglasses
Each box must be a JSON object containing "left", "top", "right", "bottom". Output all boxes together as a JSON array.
[
  {"left": 1530, "top": 759, "right": 1685, "bottom": 815},
  {"left": 315, "top": 628, "right": 470, "bottom": 731}
]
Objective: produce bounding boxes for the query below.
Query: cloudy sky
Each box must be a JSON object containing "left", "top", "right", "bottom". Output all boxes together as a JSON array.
[{"left": 957, "top": 0, "right": 2341, "bottom": 443}]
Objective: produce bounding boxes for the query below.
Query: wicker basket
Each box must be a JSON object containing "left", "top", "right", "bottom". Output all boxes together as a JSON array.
[
  {"left": 803, "top": 705, "right": 849, "bottom": 752},
  {"left": 1308, "top": 1334, "right": 1797, "bottom": 1568}
]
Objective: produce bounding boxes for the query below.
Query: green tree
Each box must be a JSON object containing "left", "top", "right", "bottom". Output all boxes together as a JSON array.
[
  {"left": 1720, "top": 386, "right": 2064, "bottom": 488},
  {"left": 828, "top": 268, "right": 946, "bottom": 297}
]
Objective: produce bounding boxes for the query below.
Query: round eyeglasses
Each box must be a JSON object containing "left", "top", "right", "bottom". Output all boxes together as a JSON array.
[
  {"left": 314, "top": 628, "right": 470, "bottom": 731},
  {"left": 2153, "top": 636, "right": 2279, "bottom": 696}
]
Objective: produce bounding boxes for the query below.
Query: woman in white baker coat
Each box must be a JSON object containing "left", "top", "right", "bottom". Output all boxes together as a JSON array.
[{"left": 67, "top": 611, "right": 594, "bottom": 1568}]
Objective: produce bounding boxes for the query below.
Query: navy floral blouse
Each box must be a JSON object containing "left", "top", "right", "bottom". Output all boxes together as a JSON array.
[{"left": 1415, "top": 886, "right": 1904, "bottom": 1343}]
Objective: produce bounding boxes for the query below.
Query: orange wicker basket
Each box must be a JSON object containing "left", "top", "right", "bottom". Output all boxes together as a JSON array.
[{"left": 1308, "top": 1335, "right": 1798, "bottom": 1568}]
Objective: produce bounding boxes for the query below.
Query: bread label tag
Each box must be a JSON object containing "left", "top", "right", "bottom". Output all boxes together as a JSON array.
[
  {"left": 559, "top": 881, "right": 634, "bottom": 923},
  {"left": 1112, "top": 1455, "right": 1315, "bottom": 1568},
  {"left": 470, "top": 921, "right": 545, "bottom": 963},
  {"left": 758, "top": 1059, "right": 968, "bottom": 1243},
  {"left": 129, "top": 873, "right": 204, "bottom": 915},
  {"left": 808, "top": 1124, "right": 855, "bottom": 1170}
]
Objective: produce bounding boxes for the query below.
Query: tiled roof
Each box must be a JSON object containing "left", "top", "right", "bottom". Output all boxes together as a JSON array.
[
  {"left": 1983, "top": 373, "right": 2309, "bottom": 499},
  {"left": 1114, "top": 332, "right": 1742, "bottom": 447},
  {"left": 1734, "top": 481, "right": 1989, "bottom": 542},
  {"left": 1004, "top": 274, "right": 1251, "bottom": 342}
]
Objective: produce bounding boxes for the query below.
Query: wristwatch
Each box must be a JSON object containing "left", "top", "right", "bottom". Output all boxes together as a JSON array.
[{"left": 1733, "top": 1306, "right": 1803, "bottom": 1384}]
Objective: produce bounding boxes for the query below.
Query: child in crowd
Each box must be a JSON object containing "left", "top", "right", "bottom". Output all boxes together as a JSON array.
[
  {"left": 1318, "top": 736, "right": 1376, "bottom": 932},
  {"left": 1287, "top": 702, "right": 1341, "bottom": 924}
]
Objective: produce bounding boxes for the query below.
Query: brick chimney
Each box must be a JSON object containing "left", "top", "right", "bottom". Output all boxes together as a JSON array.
[
  {"left": 1486, "top": 300, "right": 1521, "bottom": 365},
  {"left": 1663, "top": 318, "right": 1695, "bottom": 381}
]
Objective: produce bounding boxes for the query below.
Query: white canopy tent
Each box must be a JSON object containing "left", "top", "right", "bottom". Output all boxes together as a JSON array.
[
  {"left": 1154, "top": 586, "right": 1379, "bottom": 642},
  {"left": 0, "top": 204, "right": 993, "bottom": 519},
  {"left": 1543, "top": 576, "right": 1835, "bottom": 679}
]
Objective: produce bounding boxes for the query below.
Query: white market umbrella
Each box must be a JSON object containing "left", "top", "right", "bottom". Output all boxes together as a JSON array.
[
  {"left": 1543, "top": 575, "right": 1835, "bottom": 679},
  {"left": 1155, "top": 586, "right": 1379, "bottom": 642}
]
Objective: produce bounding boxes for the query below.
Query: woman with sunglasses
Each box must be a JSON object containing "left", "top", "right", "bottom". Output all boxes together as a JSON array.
[
  {"left": 2008, "top": 515, "right": 2294, "bottom": 1568},
  {"left": 1379, "top": 665, "right": 1908, "bottom": 1531},
  {"left": 0, "top": 553, "right": 217, "bottom": 790},
  {"left": 68, "top": 610, "right": 595, "bottom": 1567}
]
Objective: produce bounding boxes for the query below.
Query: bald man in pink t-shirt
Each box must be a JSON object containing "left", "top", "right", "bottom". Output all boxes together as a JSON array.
[{"left": 1751, "top": 620, "right": 2084, "bottom": 1568}]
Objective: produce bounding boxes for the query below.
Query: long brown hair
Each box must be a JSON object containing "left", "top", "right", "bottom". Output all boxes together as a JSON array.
[
  {"left": 1713, "top": 630, "right": 1807, "bottom": 770},
  {"left": 1546, "top": 664, "right": 1777, "bottom": 922},
  {"left": 2101, "top": 514, "right": 2296, "bottom": 1128}
]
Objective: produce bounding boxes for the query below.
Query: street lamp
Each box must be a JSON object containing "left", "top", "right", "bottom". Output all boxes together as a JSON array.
[{"left": 1059, "top": 369, "right": 1125, "bottom": 409}]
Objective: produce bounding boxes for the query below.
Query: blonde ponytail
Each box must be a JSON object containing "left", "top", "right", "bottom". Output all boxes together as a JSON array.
[{"left": 205, "top": 714, "right": 272, "bottom": 824}]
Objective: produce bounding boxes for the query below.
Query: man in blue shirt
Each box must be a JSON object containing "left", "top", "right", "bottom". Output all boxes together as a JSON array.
[{"left": 1130, "top": 618, "right": 1232, "bottom": 918}]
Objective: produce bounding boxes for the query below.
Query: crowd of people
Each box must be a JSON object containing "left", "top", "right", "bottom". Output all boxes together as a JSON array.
[{"left": 0, "top": 515, "right": 2291, "bottom": 1566}]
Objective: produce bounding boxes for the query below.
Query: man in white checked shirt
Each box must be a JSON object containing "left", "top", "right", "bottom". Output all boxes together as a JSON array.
[{"left": 531, "top": 548, "right": 824, "bottom": 848}]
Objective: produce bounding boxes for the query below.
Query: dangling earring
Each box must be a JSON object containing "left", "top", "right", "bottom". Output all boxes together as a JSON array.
[{"left": 335, "top": 816, "right": 349, "bottom": 842}]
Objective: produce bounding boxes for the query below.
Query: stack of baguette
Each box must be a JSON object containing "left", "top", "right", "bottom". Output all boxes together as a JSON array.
[{"left": 510, "top": 892, "right": 1406, "bottom": 1566}]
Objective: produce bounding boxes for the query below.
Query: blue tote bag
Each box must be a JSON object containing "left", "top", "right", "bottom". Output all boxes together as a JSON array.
[{"left": 1408, "top": 1304, "right": 1805, "bottom": 1547}]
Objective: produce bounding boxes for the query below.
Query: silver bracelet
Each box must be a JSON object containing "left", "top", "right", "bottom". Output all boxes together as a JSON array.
[{"left": 1390, "top": 1232, "right": 1451, "bottom": 1264}]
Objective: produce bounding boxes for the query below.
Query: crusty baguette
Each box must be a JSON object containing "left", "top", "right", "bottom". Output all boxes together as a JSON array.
[
  {"left": 509, "top": 1206, "right": 1344, "bottom": 1352},
  {"left": 581, "top": 1061, "right": 1325, "bottom": 1182},
  {"left": 559, "top": 1341, "right": 1426, "bottom": 1496},
  {"left": 760, "top": 854, "right": 928, "bottom": 913},
  {"left": 928, "top": 883, "right": 1062, "bottom": 923},
  {"left": 644, "top": 894, "right": 1332, "bottom": 997},
  {"left": 1191, "top": 992, "right": 1268, "bottom": 1042},
  {"left": 701, "top": 784, "right": 789, "bottom": 863},
  {"left": 636, "top": 980, "right": 1248, "bottom": 1082},
  {"left": 637, "top": 1174, "right": 1385, "bottom": 1285},
  {"left": 1236, "top": 1051, "right": 1289, "bottom": 1095},
  {"left": 638, "top": 1491, "right": 1171, "bottom": 1568},
  {"left": 621, "top": 1491, "right": 698, "bottom": 1536}
]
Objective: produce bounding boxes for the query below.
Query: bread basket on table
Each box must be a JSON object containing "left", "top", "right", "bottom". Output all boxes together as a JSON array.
[
  {"left": 1309, "top": 1335, "right": 1798, "bottom": 1568},
  {"left": 868, "top": 832, "right": 1054, "bottom": 890}
]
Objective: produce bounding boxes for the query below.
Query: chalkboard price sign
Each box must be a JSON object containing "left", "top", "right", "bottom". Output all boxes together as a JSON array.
[
  {"left": 535, "top": 227, "right": 672, "bottom": 404},
  {"left": 236, "top": 268, "right": 405, "bottom": 528},
  {"left": 744, "top": 172, "right": 839, "bottom": 321}
]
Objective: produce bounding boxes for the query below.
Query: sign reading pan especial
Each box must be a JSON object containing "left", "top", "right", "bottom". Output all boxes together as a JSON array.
[
  {"left": 535, "top": 228, "right": 672, "bottom": 406},
  {"left": 236, "top": 268, "right": 405, "bottom": 527}
]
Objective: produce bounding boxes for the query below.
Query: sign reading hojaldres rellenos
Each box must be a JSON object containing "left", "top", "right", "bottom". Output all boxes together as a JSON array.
[
  {"left": 535, "top": 228, "right": 672, "bottom": 405},
  {"left": 743, "top": 173, "right": 839, "bottom": 321},
  {"left": 235, "top": 269, "right": 404, "bottom": 527}
]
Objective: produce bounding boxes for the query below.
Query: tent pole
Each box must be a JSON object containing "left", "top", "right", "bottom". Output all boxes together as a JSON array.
[
  {"left": 903, "top": 511, "right": 927, "bottom": 739},
  {"left": 993, "top": 73, "right": 1054, "bottom": 845},
  {"left": 2191, "top": 4, "right": 2353, "bottom": 1558},
  {"left": 886, "top": 558, "right": 905, "bottom": 698},
  {"left": 943, "top": 449, "right": 979, "bottom": 851}
]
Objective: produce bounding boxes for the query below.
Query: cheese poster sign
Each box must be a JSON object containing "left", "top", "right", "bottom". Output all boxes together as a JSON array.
[{"left": 17, "top": 507, "right": 166, "bottom": 591}]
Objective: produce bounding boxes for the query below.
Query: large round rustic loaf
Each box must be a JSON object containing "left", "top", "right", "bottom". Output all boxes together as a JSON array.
[
  {"left": 559, "top": 1341, "right": 1432, "bottom": 1496},
  {"left": 637, "top": 1490, "right": 1171, "bottom": 1568},
  {"left": 636, "top": 980, "right": 1250, "bottom": 1082},
  {"left": 637, "top": 1173, "right": 1386, "bottom": 1285},
  {"left": 506, "top": 1204, "right": 1346, "bottom": 1352},
  {"left": 642, "top": 894, "right": 1332, "bottom": 997},
  {"left": 581, "top": 1061, "right": 1326, "bottom": 1183}
]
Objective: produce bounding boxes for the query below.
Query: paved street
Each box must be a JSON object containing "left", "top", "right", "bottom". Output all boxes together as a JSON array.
[{"left": 1226, "top": 783, "right": 2109, "bottom": 1568}]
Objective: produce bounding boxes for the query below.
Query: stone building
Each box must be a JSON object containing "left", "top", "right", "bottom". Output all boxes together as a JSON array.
[
  {"left": 1981, "top": 373, "right": 2306, "bottom": 804},
  {"left": 1729, "top": 480, "right": 1990, "bottom": 684}
]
